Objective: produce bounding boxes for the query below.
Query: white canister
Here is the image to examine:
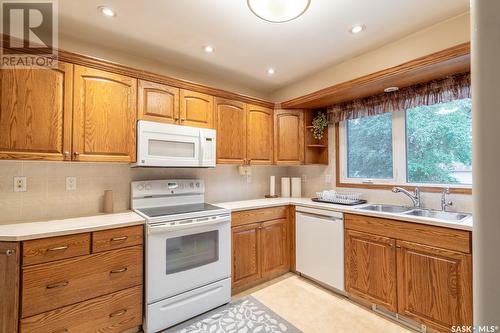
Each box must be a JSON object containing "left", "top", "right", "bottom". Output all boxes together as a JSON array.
[
  {"left": 281, "top": 177, "right": 290, "bottom": 197},
  {"left": 270, "top": 176, "right": 276, "bottom": 196},
  {"left": 291, "top": 177, "right": 302, "bottom": 198}
]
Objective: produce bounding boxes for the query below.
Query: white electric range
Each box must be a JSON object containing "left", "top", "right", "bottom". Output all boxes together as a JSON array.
[{"left": 132, "top": 179, "right": 231, "bottom": 333}]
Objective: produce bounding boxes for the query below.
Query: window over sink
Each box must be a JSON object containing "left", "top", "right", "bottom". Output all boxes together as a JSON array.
[{"left": 338, "top": 98, "right": 472, "bottom": 189}]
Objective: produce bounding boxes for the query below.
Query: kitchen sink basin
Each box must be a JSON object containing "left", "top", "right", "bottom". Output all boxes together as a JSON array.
[
  {"left": 403, "top": 209, "right": 471, "bottom": 221},
  {"left": 357, "top": 204, "right": 411, "bottom": 214}
]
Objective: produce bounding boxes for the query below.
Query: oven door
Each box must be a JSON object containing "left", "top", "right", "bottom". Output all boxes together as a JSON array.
[
  {"left": 146, "top": 217, "right": 231, "bottom": 304},
  {"left": 136, "top": 120, "right": 202, "bottom": 167}
]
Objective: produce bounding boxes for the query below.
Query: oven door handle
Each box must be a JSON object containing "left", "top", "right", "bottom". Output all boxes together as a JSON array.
[{"left": 148, "top": 215, "right": 230, "bottom": 234}]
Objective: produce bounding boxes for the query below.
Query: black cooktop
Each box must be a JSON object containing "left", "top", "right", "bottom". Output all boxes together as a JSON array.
[{"left": 137, "top": 203, "right": 224, "bottom": 218}]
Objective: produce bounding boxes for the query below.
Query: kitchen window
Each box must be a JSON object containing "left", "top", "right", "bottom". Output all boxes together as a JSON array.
[{"left": 338, "top": 98, "right": 472, "bottom": 189}]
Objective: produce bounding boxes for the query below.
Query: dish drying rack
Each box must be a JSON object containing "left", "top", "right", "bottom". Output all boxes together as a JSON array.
[{"left": 314, "top": 190, "right": 366, "bottom": 205}]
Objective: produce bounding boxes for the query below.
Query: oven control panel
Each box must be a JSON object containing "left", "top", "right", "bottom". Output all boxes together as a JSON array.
[{"left": 131, "top": 179, "right": 204, "bottom": 198}]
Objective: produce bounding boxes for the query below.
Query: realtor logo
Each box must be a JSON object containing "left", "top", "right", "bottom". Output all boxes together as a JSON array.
[{"left": 1, "top": 0, "right": 58, "bottom": 68}]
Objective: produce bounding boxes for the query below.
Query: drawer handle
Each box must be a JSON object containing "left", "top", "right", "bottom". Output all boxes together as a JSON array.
[
  {"left": 110, "top": 236, "right": 128, "bottom": 242},
  {"left": 109, "top": 309, "right": 127, "bottom": 318},
  {"left": 46, "top": 281, "right": 69, "bottom": 289},
  {"left": 0, "top": 249, "right": 15, "bottom": 256},
  {"left": 110, "top": 267, "right": 128, "bottom": 274},
  {"left": 52, "top": 329, "right": 68, "bottom": 333},
  {"left": 47, "top": 245, "right": 69, "bottom": 252}
]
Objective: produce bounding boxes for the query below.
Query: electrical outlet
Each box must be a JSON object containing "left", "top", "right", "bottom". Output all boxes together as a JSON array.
[
  {"left": 66, "top": 177, "right": 77, "bottom": 191},
  {"left": 302, "top": 174, "right": 308, "bottom": 183},
  {"left": 325, "top": 174, "right": 332, "bottom": 184},
  {"left": 13, "top": 176, "right": 27, "bottom": 192},
  {"left": 246, "top": 175, "right": 252, "bottom": 184}
]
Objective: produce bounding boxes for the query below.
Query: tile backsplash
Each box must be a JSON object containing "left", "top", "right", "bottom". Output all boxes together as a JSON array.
[{"left": 0, "top": 161, "right": 288, "bottom": 224}]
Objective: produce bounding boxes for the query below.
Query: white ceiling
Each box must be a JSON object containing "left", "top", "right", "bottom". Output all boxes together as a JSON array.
[{"left": 59, "top": 0, "right": 469, "bottom": 94}]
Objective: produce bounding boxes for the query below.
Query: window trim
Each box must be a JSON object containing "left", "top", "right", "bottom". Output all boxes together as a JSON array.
[{"left": 334, "top": 120, "right": 472, "bottom": 195}]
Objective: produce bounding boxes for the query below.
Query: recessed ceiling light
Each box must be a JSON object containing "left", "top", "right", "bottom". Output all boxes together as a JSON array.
[
  {"left": 203, "top": 45, "right": 215, "bottom": 53},
  {"left": 267, "top": 68, "right": 276, "bottom": 75},
  {"left": 99, "top": 6, "right": 116, "bottom": 17},
  {"left": 248, "top": 0, "right": 311, "bottom": 23},
  {"left": 349, "top": 24, "right": 366, "bottom": 34},
  {"left": 384, "top": 86, "right": 399, "bottom": 93}
]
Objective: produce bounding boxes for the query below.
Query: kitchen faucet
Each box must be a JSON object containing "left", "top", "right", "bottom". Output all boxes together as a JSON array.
[
  {"left": 441, "top": 187, "right": 453, "bottom": 211},
  {"left": 392, "top": 187, "right": 421, "bottom": 208}
]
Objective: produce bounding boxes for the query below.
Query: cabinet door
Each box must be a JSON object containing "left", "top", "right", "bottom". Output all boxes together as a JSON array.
[
  {"left": 345, "top": 230, "right": 397, "bottom": 312},
  {"left": 179, "top": 89, "right": 214, "bottom": 128},
  {"left": 138, "top": 80, "right": 179, "bottom": 124},
  {"left": 0, "top": 242, "right": 20, "bottom": 333},
  {"left": 232, "top": 223, "right": 261, "bottom": 290},
  {"left": 396, "top": 240, "right": 472, "bottom": 332},
  {"left": 261, "top": 218, "right": 289, "bottom": 278},
  {"left": 0, "top": 62, "right": 73, "bottom": 161},
  {"left": 247, "top": 105, "right": 273, "bottom": 165},
  {"left": 274, "top": 109, "right": 304, "bottom": 165},
  {"left": 215, "top": 98, "right": 246, "bottom": 164},
  {"left": 73, "top": 66, "right": 137, "bottom": 162}
]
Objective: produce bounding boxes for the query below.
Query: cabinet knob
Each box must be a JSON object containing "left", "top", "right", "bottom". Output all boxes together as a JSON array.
[
  {"left": 73, "top": 152, "right": 80, "bottom": 159},
  {"left": 180, "top": 118, "right": 186, "bottom": 122},
  {"left": 63, "top": 151, "right": 70, "bottom": 157}
]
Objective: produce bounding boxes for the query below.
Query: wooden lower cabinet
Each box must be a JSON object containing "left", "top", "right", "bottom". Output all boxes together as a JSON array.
[
  {"left": 0, "top": 225, "right": 144, "bottom": 333},
  {"left": 231, "top": 207, "right": 291, "bottom": 293},
  {"left": 232, "top": 223, "right": 261, "bottom": 290},
  {"left": 20, "top": 285, "right": 143, "bottom": 333},
  {"left": 397, "top": 240, "right": 473, "bottom": 332},
  {"left": 261, "top": 218, "right": 289, "bottom": 278},
  {"left": 345, "top": 230, "right": 397, "bottom": 312},
  {"left": 344, "top": 214, "right": 472, "bottom": 332}
]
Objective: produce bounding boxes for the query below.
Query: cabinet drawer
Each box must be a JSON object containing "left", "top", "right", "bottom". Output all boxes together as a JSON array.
[
  {"left": 20, "top": 285, "right": 142, "bottom": 333},
  {"left": 232, "top": 206, "right": 288, "bottom": 227},
  {"left": 22, "top": 245, "right": 142, "bottom": 318},
  {"left": 92, "top": 225, "right": 143, "bottom": 253},
  {"left": 22, "top": 233, "right": 90, "bottom": 266}
]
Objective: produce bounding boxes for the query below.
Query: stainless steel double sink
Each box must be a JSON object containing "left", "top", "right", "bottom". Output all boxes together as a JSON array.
[{"left": 356, "top": 204, "right": 471, "bottom": 222}]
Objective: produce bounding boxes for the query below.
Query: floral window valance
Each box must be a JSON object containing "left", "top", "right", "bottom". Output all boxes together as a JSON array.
[{"left": 327, "top": 72, "right": 470, "bottom": 124}]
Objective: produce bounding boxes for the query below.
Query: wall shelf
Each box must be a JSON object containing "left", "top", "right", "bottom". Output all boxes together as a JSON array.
[{"left": 304, "top": 110, "right": 329, "bottom": 165}]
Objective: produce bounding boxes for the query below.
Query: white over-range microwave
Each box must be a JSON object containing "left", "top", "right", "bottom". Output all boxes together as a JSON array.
[{"left": 134, "top": 120, "right": 216, "bottom": 168}]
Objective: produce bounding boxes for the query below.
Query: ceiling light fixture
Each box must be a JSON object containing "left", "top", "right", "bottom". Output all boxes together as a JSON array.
[
  {"left": 349, "top": 24, "right": 366, "bottom": 34},
  {"left": 203, "top": 45, "right": 215, "bottom": 53},
  {"left": 247, "top": 0, "right": 311, "bottom": 23},
  {"left": 99, "top": 6, "right": 116, "bottom": 17},
  {"left": 384, "top": 86, "right": 399, "bottom": 93},
  {"left": 267, "top": 68, "right": 276, "bottom": 75}
]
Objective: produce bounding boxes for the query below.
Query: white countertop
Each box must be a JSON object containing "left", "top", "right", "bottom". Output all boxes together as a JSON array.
[
  {"left": 216, "top": 198, "right": 473, "bottom": 231},
  {"left": 0, "top": 211, "right": 145, "bottom": 241}
]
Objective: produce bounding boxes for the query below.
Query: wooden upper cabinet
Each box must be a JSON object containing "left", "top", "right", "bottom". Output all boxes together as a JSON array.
[
  {"left": 396, "top": 240, "right": 472, "bottom": 332},
  {"left": 261, "top": 218, "right": 289, "bottom": 278},
  {"left": 73, "top": 66, "right": 137, "bottom": 162},
  {"left": 232, "top": 223, "right": 261, "bottom": 290},
  {"left": 180, "top": 89, "right": 214, "bottom": 128},
  {"left": 274, "top": 109, "right": 304, "bottom": 165},
  {"left": 247, "top": 105, "right": 273, "bottom": 165},
  {"left": 345, "top": 229, "right": 397, "bottom": 312},
  {"left": 0, "top": 62, "right": 73, "bottom": 161},
  {"left": 138, "top": 80, "right": 179, "bottom": 124},
  {"left": 215, "top": 98, "right": 247, "bottom": 164}
]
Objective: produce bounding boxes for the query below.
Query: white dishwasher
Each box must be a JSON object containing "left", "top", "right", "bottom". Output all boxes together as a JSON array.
[{"left": 296, "top": 206, "right": 345, "bottom": 292}]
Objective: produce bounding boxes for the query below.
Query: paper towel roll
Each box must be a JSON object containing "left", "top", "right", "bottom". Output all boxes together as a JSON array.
[
  {"left": 281, "top": 177, "right": 290, "bottom": 197},
  {"left": 291, "top": 177, "right": 302, "bottom": 198}
]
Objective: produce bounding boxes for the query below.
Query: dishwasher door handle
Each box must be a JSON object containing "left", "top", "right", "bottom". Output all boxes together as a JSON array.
[{"left": 297, "top": 211, "right": 342, "bottom": 221}]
